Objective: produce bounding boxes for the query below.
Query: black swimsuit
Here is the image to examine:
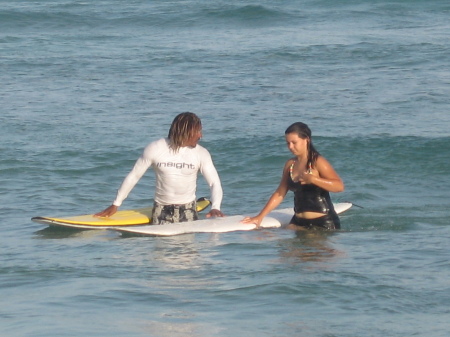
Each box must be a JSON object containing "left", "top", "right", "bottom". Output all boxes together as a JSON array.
[{"left": 288, "top": 163, "right": 340, "bottom": 230}]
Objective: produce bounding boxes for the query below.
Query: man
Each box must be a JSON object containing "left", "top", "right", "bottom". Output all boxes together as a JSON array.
[{"left": 96, "top": 112, "right": 224, "bottom": 224}]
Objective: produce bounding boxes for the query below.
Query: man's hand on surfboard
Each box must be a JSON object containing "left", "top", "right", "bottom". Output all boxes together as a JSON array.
[
  {"left": 206, "top": 209, "right": 225, "bottom": 218},
  {"left": 95, "top": 205, "right": 118, "bottom": 218}
]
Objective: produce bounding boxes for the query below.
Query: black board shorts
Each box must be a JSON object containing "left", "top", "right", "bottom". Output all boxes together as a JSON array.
[{"left": 151, "top": 200, "right": 198, "bottom": 225}]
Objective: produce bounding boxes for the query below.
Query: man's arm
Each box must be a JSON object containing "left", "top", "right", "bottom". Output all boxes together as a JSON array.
[{"left": 200, "top": 150, "right": 224, "bottom": 217}]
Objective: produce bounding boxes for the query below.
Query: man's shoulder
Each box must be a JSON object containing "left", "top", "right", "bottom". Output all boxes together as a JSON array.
[
  {"left": 193, "top": 144, "right": 210, "bottom": 156},
  {"left": 141, "top": 138, "right": 170, "bottom": 157},
  {"left": 146, "top": 138, "right": 169, "bottom": 149}
]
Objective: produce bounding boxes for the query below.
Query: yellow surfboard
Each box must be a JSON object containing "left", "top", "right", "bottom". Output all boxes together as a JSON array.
[{"left": 32, "top": 198, "right": 211, "bottom": 229}]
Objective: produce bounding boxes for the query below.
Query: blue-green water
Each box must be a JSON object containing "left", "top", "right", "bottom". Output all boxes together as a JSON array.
[{"left": 1, "top": 1, "right": 450, "bottom": 336}]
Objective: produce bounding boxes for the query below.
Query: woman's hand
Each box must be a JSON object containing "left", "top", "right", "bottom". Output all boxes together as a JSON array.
[
  {"left": 299, "top": 170, "right": 316, "bottom": 184},
  {"left": 241, "top": 216, "right": 262, "bottom": 228},
  {"left": 300, "top": 157, "right": 344, "bottom": 192}
]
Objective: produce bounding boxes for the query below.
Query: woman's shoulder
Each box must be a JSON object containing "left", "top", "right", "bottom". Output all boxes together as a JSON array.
[
  {"left": 315, "top": 155, "right": 329, "bottom": 164},
  {"left": 286, "top": 157, "right": 296, "bottom": 165},
  {"left": 314, "top": 155, "right": 335, "bottom": 170},
  {"left": 283, "top": 158, "right": 296, "bottom": 170}
]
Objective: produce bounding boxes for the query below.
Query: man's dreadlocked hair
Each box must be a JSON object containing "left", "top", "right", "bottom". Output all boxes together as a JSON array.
[{"left": 168, "top": 112, "right": 202, "bottom": 152}]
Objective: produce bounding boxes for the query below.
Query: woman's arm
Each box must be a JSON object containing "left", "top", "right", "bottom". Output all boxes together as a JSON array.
[{"left": 242, "top": 160, "right": 292, "bottom": 227}]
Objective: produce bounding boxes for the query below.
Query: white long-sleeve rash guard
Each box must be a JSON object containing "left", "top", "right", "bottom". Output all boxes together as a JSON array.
[{"left": 113, "top": 138, "right": 223, "bottom": 210}]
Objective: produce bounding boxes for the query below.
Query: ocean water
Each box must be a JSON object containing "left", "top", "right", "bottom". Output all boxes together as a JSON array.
[{"left": 1, "top": 0, "right": 450, "bottom": 336}]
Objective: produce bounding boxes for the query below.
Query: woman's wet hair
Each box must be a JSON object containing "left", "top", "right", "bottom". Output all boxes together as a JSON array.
[{"left": 285, "top": 122, "right": 320, "bottom": 169}]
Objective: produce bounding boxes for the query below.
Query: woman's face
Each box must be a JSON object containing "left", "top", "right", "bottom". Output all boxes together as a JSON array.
[{"left": 285, "top": 132, "right": 308, "bottom": 156}]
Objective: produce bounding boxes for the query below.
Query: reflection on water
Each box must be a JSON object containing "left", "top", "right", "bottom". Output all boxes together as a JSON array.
[
  {"left": 134, "top": 315, "right": 223, "bottom": 337},
  {"left": 277, "top": 230, "right": 347, "bottom": 268},
  {"left": 152, "top": 234, "right": 203, "bottom": 271},
  {"left": 34, "top": 226, "right": 106, "bottom": 239}
]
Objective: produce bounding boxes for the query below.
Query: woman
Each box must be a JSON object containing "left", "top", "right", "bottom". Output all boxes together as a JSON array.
[{"left": 242, "top": 122, "right": 344, "bottom": 230}]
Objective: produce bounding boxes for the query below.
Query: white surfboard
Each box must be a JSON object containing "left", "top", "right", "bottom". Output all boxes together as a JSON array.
[{"left": 114, "top": 202, "right": 353, "bottom": 236}]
